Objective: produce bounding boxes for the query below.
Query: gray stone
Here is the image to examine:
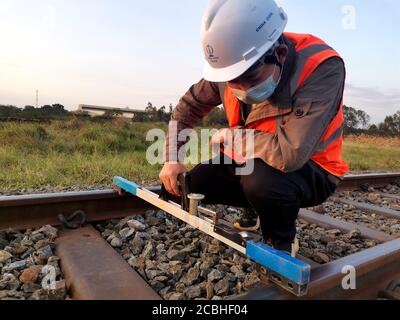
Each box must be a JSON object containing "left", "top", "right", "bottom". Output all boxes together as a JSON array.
[
  {"left": 12, "top": 244, "right": 28, "bottom": 255},
  {"left": 313, "top": 252, "right": 331, "bottom": 264},
  {"left": 346, "top": 229, "right": 362, "bottom": 240},
  {"left": 33, "top": 245, "right": 53, "bottom": 264},
  {"left": 320, "top": 234, "right": 336, "bottom": 245},
  {"left": 107, "top": 232, "right": 118, "bottom": 242},
  {"left": 0, "top": 291, "right": 8, "bottom": 299},
  {"left": 101, "top": 229, "right": 113, "bottom": 238},
  {"left": 207, "top": 269, "right": 224, "bottom": 282},
  {"left": 141, "top": 242, "right": 155, "bottom": 259},
  {"left": 137, "top": 232, "right": 151, "bottom": 240},
  {"left": 110, "top": 237, "right": 123, "bottom": 248},
  {"left": 147, "top": 216, "right": 162, "bottom": 227},
  {"left": 33, "top": 225, "right": 58, "bottom": 240},
  {"left": 128, "top": 256, "right": 145, "bottom": 275},
  {"left": 0, "top": 273, "right": 20, "bottom": 291},
  {"left": 145, "top": 269, "right": 160, "bottom": 280},
  {"left": 326, "top": 229, "right": 341, "bottom": 236},
  {"left": 148, "top": 227, "right": 160, "bottom": 239},
  {"left": 168, "top": 292, "right": 185, "bottom": 300},
  {"left": 159, "top": 286, "right": 171, "bottom": 297},
  {"left": 150, "top": 280, "right": 165, "bottom": 292},
  {"left": 0, "top": 238, "right": 9, "bottom": 249},
  {"left": 184, "top": 267, "right": 200, "bottom": 286},
  {"left": 205, "top": 281, "right": 214, "bottom": 299},
  {"left": 184, "top": 285, "right": 202, "bottom": 300},
  {"left": 367, "top": 193, "right": 380, "bottom": 205},
  {"left": 32, "top": 284, "right": 66, "bottom": 301},
  {"left": 47, "top": 256, "right": 60, "bottom": 264},
  {"left": 31, "top": 233, "right": 46, "bottom": 242},
  {"left": 243, "top": 271, "right": 261, "bottom": 290},
  {"left": 214, "top": 277, "right": 230, "bottom": 296},
  {"left": 225, "top": 273, "right": 237, "bottom": 282},
  {"left": 145, "top": 259, "right": 156, "bottom": 270},
  {"left": 0, "top": 250, "right": 12, "bottom": 263},
  {"left": 22, "top": 282, "right": 42, "bottom": 293},
  {"left": 175, "top": 282, "right": 186, "bottom": 293},
  {"left": 200, "top": 256, "right": 217, "bottom": 270},
  {"left": 200, "top": 268, "right": 211, "bottom": 279},
  {"left": 157, "top": 262, "right": 170, "bottom": 273},
  {"left": 2, "top": 289, "right": 24, "bottom": 299},
  {"left": 208, "top": 244, "right": 223, "bottom": 254},
  {"left": 20, "top": 247, "right": 35, "bottom": 260},
  {"left": 156, "top": 210, "right": 167, "bottom": 219},
  {"left": 119, "top": 227, "right": 135, "bottom": 240},
  {"left": 127, "top": 220, "right": 146, "bottom": 231},
  {"left": 327, "top": 242, "right": 345, "bottom": 255},
  {"left": 167, "top": 249, "right": 186, "bottom": 261},
  {"left": 153, "top": 276, "right": 169, "bottom": 283},
  {"left": 169, "top": 261, "right": 183, "bottom": 281},
  {"left": 3, "top": 260, "right": 30, "bottom": 272},
  {"left": 130, "top": 233, "right": 144, "bottom": 255}
]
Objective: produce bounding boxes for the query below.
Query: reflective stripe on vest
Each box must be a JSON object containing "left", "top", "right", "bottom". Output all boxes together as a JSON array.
[{"left": 221, "top": 32, "right": 349, "bottom": 177}]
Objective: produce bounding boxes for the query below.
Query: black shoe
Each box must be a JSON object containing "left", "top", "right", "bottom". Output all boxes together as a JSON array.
[
  {"left": 263, "top": 238, "right": 298, "bottom": 256},
  {"left": 233, "top": 207, "right": 260, "bottom": 232}
]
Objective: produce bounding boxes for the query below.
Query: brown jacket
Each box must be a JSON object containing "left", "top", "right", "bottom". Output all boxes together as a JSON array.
[{"left": 164, "top": 35, "right": 345, "bottom": 173}]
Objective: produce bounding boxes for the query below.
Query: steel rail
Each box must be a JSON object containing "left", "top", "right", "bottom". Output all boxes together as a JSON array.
[
  {"left": 56, "top": 225, "right": 161, "bottom": 300},
  {"left": 235, "top": 238, "right": 400, "bottom": 300},
  {"left": 337, "top": 172, "right": 400, "bottom": 191},
  {"left": 0, "top": 188, "right": 160, "bottom": 230}
]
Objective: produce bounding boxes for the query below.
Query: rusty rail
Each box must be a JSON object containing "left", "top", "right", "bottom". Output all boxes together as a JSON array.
[
  {"left": 0, "top": 188, "right": 159, "bottom": 230},
  {"left": 56, "top": 225, "right": 160, "bottom": 300},
  {"left": 337, "top": 172, "right": 400, "bottom": 191}
]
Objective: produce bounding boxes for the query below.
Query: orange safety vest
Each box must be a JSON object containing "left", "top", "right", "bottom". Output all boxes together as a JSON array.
[{"left": 223, "top": 32, "right": 349, "bottom": 177}]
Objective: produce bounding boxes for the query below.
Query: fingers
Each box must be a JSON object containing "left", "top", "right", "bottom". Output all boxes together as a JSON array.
[
  {"left": 161, "top": 174, "right": 179, "bottom": 197},
  {"left": 159, "top": 163, "right": 186, "bottom": 197},
  {"left": 170, "top": 176, "right": 181, "bottom": 197},
  {"left": 161, "top": 174, "right": 173, "bottom": 196}
]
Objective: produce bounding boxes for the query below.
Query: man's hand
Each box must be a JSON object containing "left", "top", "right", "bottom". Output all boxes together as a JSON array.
[{"left": 159, "top": 162, "right": 188, "bottom": 197}]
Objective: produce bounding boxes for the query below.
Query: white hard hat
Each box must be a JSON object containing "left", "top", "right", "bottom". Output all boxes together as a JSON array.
[{"left": 201, "top": 0, "right": 288, "bottom": 82}]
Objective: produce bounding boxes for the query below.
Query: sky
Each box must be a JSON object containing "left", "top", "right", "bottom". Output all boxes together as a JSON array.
[{"left": 0, "top": 0, "right": 399, "bottom": 124}]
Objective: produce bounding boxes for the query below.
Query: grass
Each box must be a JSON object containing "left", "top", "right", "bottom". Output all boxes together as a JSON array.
[
  {"left": 0, "top": 119, "right": 166, "bottom": 190},
  {"left": 343, "top": 134, "right": 400, "bottom": 172},
  {"left": 0, "top": 120, "right": 399, "bottom": 191}
]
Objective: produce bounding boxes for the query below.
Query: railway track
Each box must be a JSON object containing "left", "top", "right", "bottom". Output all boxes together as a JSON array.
[{"left": 1, "top": 173, "right": 400, "bottom": 300}]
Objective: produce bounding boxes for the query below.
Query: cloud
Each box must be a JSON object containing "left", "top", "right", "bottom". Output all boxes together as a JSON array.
[{"left": 344, "top": 84, "right": 400, "bottom": 124}]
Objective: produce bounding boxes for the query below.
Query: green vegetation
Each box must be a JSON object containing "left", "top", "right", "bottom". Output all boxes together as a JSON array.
[
  {"left": 343, "top": 135, "right": 400, "bottom": 172},
  {"left": 0, "top": 119, "right": 399, "bottom": 191},
  {"left": 0, "top": 119, "right": 166, "bottom": 190}
]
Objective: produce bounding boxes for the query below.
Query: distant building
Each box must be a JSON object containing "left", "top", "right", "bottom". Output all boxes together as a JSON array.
[{"left": 77, "top": 104, "right": 145, "bottom": 119}]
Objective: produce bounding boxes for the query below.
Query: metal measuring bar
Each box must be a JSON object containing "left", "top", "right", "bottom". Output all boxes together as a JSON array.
[{"left": 113, "top": 176, "right": 311, "bottom": 296}]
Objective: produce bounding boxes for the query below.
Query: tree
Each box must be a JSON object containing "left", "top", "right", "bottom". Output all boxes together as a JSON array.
[
  {"left": 343, "top": 105, "right": 370, "bottom": 131},
  {"left": 0, "top": 105, "right": 21, "bottom": 117},
  {"left": 145, "top": 102, "right": 157, "bottom": 121},
  {"left": 378, "top": 111, "right": 400, "bottom": 135}
]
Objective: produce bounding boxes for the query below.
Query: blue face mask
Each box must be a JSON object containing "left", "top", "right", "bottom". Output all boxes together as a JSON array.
[{"left": 231, "top": 65, "right": 282, "bottom": 105}]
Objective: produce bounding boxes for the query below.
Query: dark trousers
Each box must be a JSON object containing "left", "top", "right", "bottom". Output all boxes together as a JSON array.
[{"left": 188, "top": 153, "right": 338, "bottom": 242}]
